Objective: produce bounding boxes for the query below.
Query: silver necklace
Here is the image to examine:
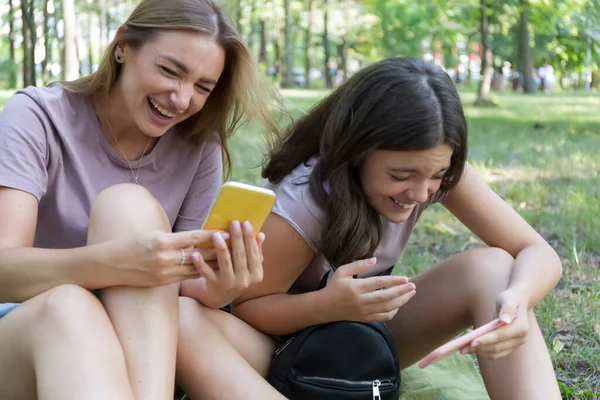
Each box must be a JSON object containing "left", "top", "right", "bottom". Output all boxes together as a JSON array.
[{"left": 104, "top": 117, "right": 152, "bottom": 185}]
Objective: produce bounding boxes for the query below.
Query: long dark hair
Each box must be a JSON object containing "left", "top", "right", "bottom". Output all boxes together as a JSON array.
[{"left": 263, "top": 57, "right": 468, "bottom": 268}]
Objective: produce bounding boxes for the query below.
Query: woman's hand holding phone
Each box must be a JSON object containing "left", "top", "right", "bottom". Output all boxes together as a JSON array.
[{"left": 180, "top": 220, "right": 266, "bottom": 308}]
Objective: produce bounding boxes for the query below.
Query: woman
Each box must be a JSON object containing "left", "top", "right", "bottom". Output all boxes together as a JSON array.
[
  {"left": 0, "top": 0, "right": 276, "bottom": 399},
  {"left": 177, "top": 57, "right": 563, "bottom": 399}
]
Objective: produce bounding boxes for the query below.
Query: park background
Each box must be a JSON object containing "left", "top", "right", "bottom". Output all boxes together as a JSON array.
[{"left": 0, "top": 0, "right": 598, "bottom": 398}]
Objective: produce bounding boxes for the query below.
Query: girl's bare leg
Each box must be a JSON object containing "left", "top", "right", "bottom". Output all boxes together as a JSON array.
[
  {"left": 176, "top": 297, "right": 285, "bottom": 400},
  {"left": 387, "top": 247, "right": 561, "bottom": 400}
]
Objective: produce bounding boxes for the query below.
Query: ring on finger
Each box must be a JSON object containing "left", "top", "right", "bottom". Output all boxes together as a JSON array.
[{"left": 180, "top": 249, "right": 186, "bottom": 265}]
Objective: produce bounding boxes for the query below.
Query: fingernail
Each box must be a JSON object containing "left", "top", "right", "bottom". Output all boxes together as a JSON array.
[
  {"left": 192, "top": 252, "right": 201, "bottom": 262},
  {"left": 242, "top": 221, "right": 253, "bottom": 233},
  {"left": 500, "top": 314, "right": 512, "bottom": 324},
  {"left": 231, "top": 220, "right": 241, "bottom": 233},
  {"left": 258, "top": 232, "right": 266, "bottom": 241},
  {"left": 407, "top": 283, "right": 416, "bottom": 291},
  {"left": 366, "top": 257, "right": 377, "bottom": 266},
  {"left": 213, "top": 232, "right": 226, "bottom": 246},
  {"left": 220, "top": 232, "right": 230, "bottom": 240}
]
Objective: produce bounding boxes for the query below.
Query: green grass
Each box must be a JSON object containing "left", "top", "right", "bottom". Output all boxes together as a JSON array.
[{"left": 1, "top": 88, "right": 598, "bottom": 397}]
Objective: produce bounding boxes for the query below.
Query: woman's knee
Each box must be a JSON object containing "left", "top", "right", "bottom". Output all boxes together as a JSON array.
[
  {"left": 36, "top": 284, "right": 112, "bottom": 337},
  {"left": 88, "top": 184, "right": 170, "bottom": 243}
]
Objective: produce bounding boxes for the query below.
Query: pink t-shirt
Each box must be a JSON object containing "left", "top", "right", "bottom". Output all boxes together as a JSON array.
[
  {"left": 266, "top": 159, "right": 447, "bottom": 292},
  {"left": 0, "top": 85, "right": 222, "bottom": 249}
]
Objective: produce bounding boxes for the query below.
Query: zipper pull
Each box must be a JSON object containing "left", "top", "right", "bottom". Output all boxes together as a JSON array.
[{"left": 372, "top": 379, "right": 381, "bottom": 400}]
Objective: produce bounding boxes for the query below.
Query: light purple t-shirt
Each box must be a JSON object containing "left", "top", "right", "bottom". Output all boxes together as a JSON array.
[
  {"left": 0, "top": 85, "right": 222, "bottom": 249},
  {"left": 266, "top": 159, "right": 447, "bottom": 292}
]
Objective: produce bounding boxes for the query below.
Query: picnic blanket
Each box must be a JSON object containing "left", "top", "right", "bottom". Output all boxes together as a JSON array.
[{"left": 400, "top": 353, "right": 489, "bottom": 400}]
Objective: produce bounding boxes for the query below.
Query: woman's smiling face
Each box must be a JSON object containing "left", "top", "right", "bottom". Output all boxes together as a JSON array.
[{"left": 115, "top": 29, "right": 225, "bottom": 138}]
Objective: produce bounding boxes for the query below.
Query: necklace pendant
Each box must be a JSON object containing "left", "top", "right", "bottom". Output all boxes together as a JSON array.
[{"left": 134, "top": 176, "right": 139, "bottom": 185}]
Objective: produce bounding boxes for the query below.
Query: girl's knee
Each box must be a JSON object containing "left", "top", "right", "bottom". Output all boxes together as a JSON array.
[
  {"left": 178, "top": 297, "right": 209, "bottom": 335},
  {"left": 458, "top": 248, "right": 515, "bottom": 298}
]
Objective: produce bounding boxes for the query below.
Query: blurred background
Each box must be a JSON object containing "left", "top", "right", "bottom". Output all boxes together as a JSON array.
[{"left": 0, "top": 0, "right": 598, "bottom": 398}]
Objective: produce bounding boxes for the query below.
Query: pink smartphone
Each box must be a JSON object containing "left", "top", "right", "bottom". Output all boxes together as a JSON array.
[{"left": 417, "top": 318, "right": 506, "bottom": 368}]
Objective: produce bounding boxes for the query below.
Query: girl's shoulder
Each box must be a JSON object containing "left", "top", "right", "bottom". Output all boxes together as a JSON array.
[{"left": 265, "top": 159, "right": 324, "bottom": 252}]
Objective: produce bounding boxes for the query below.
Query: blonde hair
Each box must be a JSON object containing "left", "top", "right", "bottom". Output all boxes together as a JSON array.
[{"left": 61, "top": 0, "right": 279, "bottom": 178}]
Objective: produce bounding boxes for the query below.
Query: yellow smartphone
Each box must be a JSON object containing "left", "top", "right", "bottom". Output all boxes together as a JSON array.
[{"left": 197, "top": 182, "right": 276, "bottom": 248}]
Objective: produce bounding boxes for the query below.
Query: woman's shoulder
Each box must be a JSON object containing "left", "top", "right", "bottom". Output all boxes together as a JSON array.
[{"left": 5, "top": 84, "right": 89, "bottom": 125}]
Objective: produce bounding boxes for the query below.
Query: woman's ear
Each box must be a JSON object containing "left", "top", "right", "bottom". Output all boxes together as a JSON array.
[{"left": 113, "top": 25, "right": 129, "bottom": 61}]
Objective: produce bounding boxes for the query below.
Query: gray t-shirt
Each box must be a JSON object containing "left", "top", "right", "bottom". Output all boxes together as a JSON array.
[
  {"left": 266, "top": 159, "right": 447, "bottom": 292},
  {"left": 0, "top": 85, "right": 222, "bottom": 249}
]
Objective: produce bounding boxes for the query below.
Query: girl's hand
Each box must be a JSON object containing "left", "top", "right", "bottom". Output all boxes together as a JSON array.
[
  {"left": 323, "top": 257, "right": 416, "bottom": 322},
  {"left": 181, "top": 220, "right": 265, "bottom": 308},
  {"left": 460, "top": 290, "right": 529, "bottom": 359}
]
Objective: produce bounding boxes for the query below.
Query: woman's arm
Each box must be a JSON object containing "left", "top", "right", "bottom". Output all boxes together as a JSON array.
[
  {"left": 0, "top": 186, "right": 214, "bottom": 303},
  {"left": 0, "top": 187, "right": 127, "bottom": 303},
  {"left": 442, "top": 163, "right": 562, "bottom": 308}
]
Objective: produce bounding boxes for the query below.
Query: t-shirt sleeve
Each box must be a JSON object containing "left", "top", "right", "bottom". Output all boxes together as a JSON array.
[
  {"left": 173, "top": 135, "right": 223, "bottom": 232},
  {"left": 267, "top": 168, "right": 324, "bottom": 253},
  {"left": 0, "top": 91, "right": 49, "bottom": 200}
]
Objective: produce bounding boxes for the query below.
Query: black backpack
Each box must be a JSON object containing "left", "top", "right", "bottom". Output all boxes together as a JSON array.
[{"left": 267, "top": 267, "right": 400, "bottom": 400}]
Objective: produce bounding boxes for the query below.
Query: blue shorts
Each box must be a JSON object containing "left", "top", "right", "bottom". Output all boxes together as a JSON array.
[{"left": 0, "top": 303, "right": 19, "bottom": 319}]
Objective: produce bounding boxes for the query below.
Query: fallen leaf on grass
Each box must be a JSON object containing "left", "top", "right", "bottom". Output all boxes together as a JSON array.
[{"left": 553, "top": 337, "right": 565, "bottom": 354}]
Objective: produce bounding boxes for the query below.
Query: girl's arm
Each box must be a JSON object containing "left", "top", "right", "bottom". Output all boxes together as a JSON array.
[
  {"left": 442, "top": 163, "right": 562, "bottom": 309},
  {"left": 232, "top": 214, "right": 322, "bottom": 335},
  {"left": 232, "top": 214, "right": 412, "bottom": 336}
]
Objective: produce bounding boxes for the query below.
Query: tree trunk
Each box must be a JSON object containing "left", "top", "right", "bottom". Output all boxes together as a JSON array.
[
  {"left": 87, "top": 11, "right": 95, "bottom": 75},
  {"left": 247, "top": 0, "right": 256, "bottom": 53},
  {"left": 63, "top": 0, "right": 79, "bottom": 80},
  {"left": 304, "top": 0, "right": 314, "bottom": 88},
  {"left": 282, "top": 0, "right": 294, "bottom": 88},
  {"left": 323, "top": 0, "right": 333, "bottom": 89},
  {"left": 519, "top": 0, "right": 535, "bottom": 94},
  {"left": 21, "top": 0, "right": 36, "bottom": 87},
  {"left": 235, "top": 0, "right": 242, "bottom": 30},
  {"left": 258, "top": 19, "right": 267, "bottom": 64},
  {"left": 98, "top": 0, "right": 105, "bottom": 51},
  {"left": 8, "top": 0, "right": 17, "bottom": 88},
  {"left": 42, "top": 0, "right": 52, "bottom": 84},
  {"left": 273, "top": 21, "right": 281, "bottom": 83},
  {"left": 339, "top": 0, "right": 349, "bottom": 80},
  {"left": 475, "top": 0, "right": 493, "bottom": 105}
]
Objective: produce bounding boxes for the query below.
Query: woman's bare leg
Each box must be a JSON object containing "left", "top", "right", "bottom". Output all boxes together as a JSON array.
[
  {"left": 0, "top": 285, "right": 134, "bottom": 400},
  {"left": 176, "top": 297, "right": 285, "bottom": 400},
  {"left": 88, "top": 184, "right": 179, "bottom": 400},
  {"left": 387, "top": 247, "right": 560, "bottom": 400}
]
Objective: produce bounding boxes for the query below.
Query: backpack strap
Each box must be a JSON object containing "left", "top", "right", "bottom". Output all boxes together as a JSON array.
[{"left": 319, "top": 265, "right": 395, "bottom": 290}]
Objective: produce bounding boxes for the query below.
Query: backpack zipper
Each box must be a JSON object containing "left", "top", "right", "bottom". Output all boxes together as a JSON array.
[
  {"left": 373, "top": 379, "right": 381, "bottom": 399},
  {"left": 294, "top": 375, "right": 394, "bottom": 392}
]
